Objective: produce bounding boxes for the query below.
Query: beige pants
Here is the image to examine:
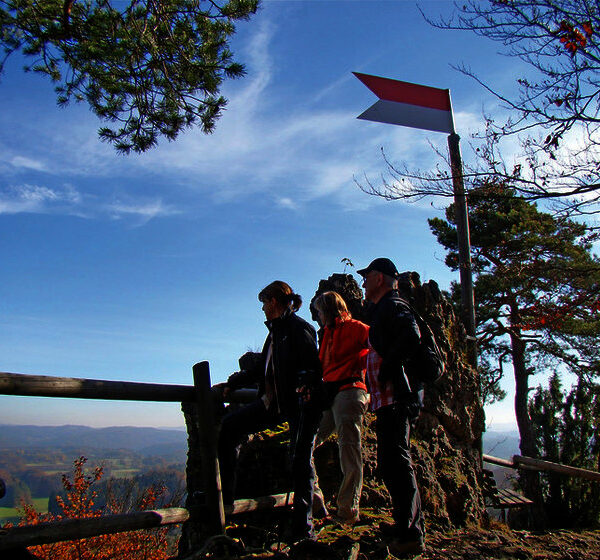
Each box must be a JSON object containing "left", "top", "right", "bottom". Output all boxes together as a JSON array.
[{"left": 312, "top": 387, "right": 369, "bottom": 521}]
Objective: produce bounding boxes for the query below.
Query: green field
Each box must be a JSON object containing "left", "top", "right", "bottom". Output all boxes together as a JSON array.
[
  {"left": 0, "top": 497, "right": 49, "bottom": 523},
  {"left": 110, "top": 468, "right": 140, "bottom": 478}
]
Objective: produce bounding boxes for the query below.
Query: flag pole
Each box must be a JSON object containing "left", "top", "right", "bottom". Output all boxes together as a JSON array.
[
  {"left": 447, "top": 128, "right": 477, "bottom": 368},
  {"left": 352, "top": 73, "right": 478, "bottom": 366},
  {"left": 446, "top": 97, "right": 481, "bottom": 464}
]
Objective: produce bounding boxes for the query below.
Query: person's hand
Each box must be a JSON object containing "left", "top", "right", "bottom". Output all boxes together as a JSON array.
[
  {"left": 213, "top": 382, "right": 231, "bottom": 399},
  {"left": 296, "top": 385, "right": 311, "bottom": 402}
]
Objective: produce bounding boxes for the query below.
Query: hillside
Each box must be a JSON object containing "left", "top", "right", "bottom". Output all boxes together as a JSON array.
[
  {"left": 0, "top": 425, "right": 188, "bottom": 513},
  {"left": 0, "top": 424, "right": 187, "bottom": 457},
  {"left": 0, "top": 423, "right": 519, "bottom": 459},
  {"left": 3, "top": 425, "right": 600, "bottom": 559},
  {"left": 483, "top": 429, "right": 520, "bottom": 458}
]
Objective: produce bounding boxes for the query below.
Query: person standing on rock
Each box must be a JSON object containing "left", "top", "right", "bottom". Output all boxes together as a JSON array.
[
  {"left": 311, "top": 291, "right": 370, "bottom": 525},
  {"left": 358, "top": 258, "right": 425, "bottom": 557},
  {"left": 217, "top": 280, "right": 322, "bottom": 542}
]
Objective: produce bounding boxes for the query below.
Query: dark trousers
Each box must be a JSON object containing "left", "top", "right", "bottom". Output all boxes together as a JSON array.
[
  {"left": 375, "top": 403, "right": 424, "bottom": 540},
  {"left": 218, "top": 399, "right": 321, "bottom": 539}
]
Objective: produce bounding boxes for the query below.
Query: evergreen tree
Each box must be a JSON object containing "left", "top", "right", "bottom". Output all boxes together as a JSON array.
[
  {"left": 429, "top": 182, "right": 600, "bottom": 523},
  {"left": 530, "top": 374, "right": 600, "bottom": 527},
  {"left": 0, "top": 1, "right": 259, "bottom": 153}
]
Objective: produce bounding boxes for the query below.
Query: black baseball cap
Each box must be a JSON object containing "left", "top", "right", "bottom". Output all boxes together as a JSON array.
[{"left": 357, "top": 257, "right": 400, "bottom": 279}]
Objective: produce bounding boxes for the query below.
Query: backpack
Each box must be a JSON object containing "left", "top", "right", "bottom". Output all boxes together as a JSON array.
[{"left": 403, "top": 302, "right": 445, "bottom": 384}]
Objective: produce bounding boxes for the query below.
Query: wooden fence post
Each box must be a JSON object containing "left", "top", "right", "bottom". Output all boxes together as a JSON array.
[
  {"left": 179, "top": 362, "right": 225, "bottom": 556},
  {"left": 194, "top": 361, "right": 225, "bottom": 534}
]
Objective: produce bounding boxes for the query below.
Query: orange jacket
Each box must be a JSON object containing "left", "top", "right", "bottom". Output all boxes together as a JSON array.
[{"left": 319, "top": 316, "right": 369, "bottom": 391}]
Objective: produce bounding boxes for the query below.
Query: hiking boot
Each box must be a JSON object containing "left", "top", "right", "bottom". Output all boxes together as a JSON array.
[{"left": 388, "top": 537, "right": 425, "bottom": 557}]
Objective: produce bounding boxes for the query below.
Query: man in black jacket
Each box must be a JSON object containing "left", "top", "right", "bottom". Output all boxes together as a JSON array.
[
  {"left": 218, "top": 281, "right": 322, "bottom": 542},
  {"left": 358, "top": 258, "right": 425, "bottom": 557}
]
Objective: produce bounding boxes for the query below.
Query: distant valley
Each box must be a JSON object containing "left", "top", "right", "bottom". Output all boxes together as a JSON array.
[
  {"left": 1, "top": 423, "right": 518, "bottom": 457},
  {"left": 0, "top": 425, "right": 188, "bottom": 519},
  {"left": 482, "top": 429, "right": 520, "bottom": 459},
  {"left": 0, "top": 424, "right": 188, "bottom": 458},
  {"left": 0, "top": 424, "right": 521, "bottom": 520}
]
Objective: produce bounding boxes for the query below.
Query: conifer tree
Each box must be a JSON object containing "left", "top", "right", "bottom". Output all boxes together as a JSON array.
[
  {"left": 429, "top": 182, "right": 600, "bottom": 522},
  {"left": 529, "top": 374, "right": 600, "bottom": 527},
  {"left": 0, "top": 1, "right": 259, "bottom": 153}
]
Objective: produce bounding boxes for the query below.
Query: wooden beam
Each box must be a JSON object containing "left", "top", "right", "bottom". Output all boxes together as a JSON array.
[
  {"left": 223, "top": 388, "right": 258, "bottom": 404},
  {"left": 482, "top": 454, "right": 516, "bottom": 469},
  {"left": 225, "top": 493, "right": 294, "bottom": 515},
  {"left": 0, "top": 508, "right": 189, "bottom": 550},
  {"left": 0, "top": 372, "right": 258, "bottom": 404},
  {"left": 514, "top": 455, "right": 600, "bottom": 481},
  {"left": 0, "top": 372, "right": 195, "bottom": 402},
  {"left": 484, "top": 453, "right": 600, "bottom": 481},
  {"left": 494, "top": 488, "right": 533, "bottom": 509},
  {"left": 193, "top": 362, "right": 225, "bottom": 536}
]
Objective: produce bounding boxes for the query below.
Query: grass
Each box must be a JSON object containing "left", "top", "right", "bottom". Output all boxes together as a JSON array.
[{"left": 0, "top": 497, "right": 49, "bottom": 523}]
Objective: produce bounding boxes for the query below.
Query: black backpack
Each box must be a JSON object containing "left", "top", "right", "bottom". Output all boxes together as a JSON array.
[{"left": 404, "top": 302, "right": 445, "bottom": 384}]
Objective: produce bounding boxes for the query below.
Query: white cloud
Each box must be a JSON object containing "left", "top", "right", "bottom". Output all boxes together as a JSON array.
[
  {"left": 311, "top": 71, "right": 356, "bottom": 106},
  {"left": 276, "top": 197, "right": 298, "bottom": 210},
  {"left": 0, "top": 13, "right": 505, "bottom": 219},
  {"left": 10, "top": 156, "right": 48, "bottom": 172},
  {"left": 0, "top": 184, "right": 80, "bottom": 214},
  {"left": 233, "top": 19, "right": 273, "bottom": 114},
  {"left": 0, "top": 182, "right": 177, "bottom": 225},
  {"left": 104, "top": 197, "right": 180, "bottom": 226}
]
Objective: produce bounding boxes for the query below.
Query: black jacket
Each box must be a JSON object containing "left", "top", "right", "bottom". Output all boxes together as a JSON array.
[
  {"left": 227, "top": 310, "right": 322, "bottom": 416},
  {"left": 368, "top": 289, "right": 422, "bottom": 399}
]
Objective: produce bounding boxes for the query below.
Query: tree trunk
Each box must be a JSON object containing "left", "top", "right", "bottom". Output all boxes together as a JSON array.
[{"left": 510, "top": 327, "right": 547, "bottom": 528}]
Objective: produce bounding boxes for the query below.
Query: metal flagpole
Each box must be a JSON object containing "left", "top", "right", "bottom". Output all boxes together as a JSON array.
[
  {"left": 353, "top": 73, "right": 478, "bottom": 368},
  {"left": 447, "top": 130, "right": 477, "bottom": 368},
  {"left": 446, "top": 107, "right": 481, "bottom": 463}
]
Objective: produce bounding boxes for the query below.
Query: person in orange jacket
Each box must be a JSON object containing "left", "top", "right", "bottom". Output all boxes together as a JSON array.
[{"left": 311, "top": 291, "right": 370, "bottom": 525}]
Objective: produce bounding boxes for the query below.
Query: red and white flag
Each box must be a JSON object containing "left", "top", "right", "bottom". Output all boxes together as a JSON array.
[{"left": 354, "top": 72, "right": 454, "bottom": 134}]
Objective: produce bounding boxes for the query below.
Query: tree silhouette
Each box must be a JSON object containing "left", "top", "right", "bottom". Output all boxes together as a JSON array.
[
  {"left": 0, "top": 1, "right": 258, "bottom": 153},
  {"left": 422, "top": 0, "right": 600, "bottom": 217},
  {"left": 430, "top": 182, "right": 600, "bottom": 526},
  {"left": 529, "top": 373, "right": 600, "bottom": 527}
]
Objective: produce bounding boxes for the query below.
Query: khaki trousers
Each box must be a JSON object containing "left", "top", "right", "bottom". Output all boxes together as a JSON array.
[{"left": 312, "top": 387, "right": 369, "bottom": 521}]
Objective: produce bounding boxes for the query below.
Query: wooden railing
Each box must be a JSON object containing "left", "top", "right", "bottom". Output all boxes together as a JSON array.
[
  {"left": 483, "top": 454, "right": 600, "bottom": 481},
  {"left": 0, "top": 363, "right": 276, "bottom": 557},
  {"left": 5, "top": 367, "right": 600, "bottom": 554},
  {"left": 0, "top": 508, "right": 191, "bottom": 550}
]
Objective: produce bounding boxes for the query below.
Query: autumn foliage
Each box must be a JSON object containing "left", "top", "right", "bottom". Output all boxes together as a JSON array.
[
  {"left": 18, "top": 456, "right": 175, "bottom": 559},
  {"left": 556, "top": 19, "right": 593, "bottom": 54}
]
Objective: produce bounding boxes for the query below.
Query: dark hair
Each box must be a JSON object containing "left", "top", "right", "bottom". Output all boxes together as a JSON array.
[
  {"left": 313, "top": 291, "right": 350, "bottom": 327},
  {"left": 258, "top": 281, "right": 302, "bottom": 312}
]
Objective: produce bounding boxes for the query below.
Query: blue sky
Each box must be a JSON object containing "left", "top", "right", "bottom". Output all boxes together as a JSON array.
[{"left": 1, "top": 1, "right": 522, "bottom": 430}]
